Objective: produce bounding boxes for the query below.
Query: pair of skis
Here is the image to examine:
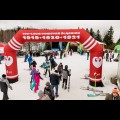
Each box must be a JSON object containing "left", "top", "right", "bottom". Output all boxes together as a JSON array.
[
  {"left": 87, "top": 92, "right": 108, "bottom": 97},
  {"left": 80, "top": 86, "right": 108, "bottom": 97}
]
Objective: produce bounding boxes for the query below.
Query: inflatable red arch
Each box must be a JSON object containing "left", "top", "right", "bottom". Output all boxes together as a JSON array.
[{"left": 1, "top": 29, "right": 103, "bottom": 87}]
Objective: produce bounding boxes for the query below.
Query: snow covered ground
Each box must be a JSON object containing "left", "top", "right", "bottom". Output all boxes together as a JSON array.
[{"left": 0, "top": 52, "right": 119, "bottom": 100}]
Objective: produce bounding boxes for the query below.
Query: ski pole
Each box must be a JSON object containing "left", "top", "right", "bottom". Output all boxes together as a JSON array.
[
  {"left": 94, "top": 73, "right": 97, "bottom": 87},
  {"left": 68, "top": 76, "right": 70, "bottom": 92}
]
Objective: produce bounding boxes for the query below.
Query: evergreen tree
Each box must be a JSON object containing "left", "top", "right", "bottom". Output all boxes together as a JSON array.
[
  {"left": 103, "top": 26, "right": 114, "bottom": 46},
  {"left": 89, "top": 28, "right": 95, "bottom": 38},
  {"left": 116, "top": 38, "right": 120, "bottom": 44},
  {"left": 86, "top": 28, "right": 89, "bottom": 33},
  {"left": 95, "top": 30, "right": 102, "bottom": 42}
]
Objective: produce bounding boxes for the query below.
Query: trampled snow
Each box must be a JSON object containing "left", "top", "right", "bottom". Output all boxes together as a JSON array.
[{"left": 0, "top": 53, "right": 119, "bottom": 100}]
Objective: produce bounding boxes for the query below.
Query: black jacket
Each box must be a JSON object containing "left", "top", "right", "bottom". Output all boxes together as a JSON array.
[
  {"left": 0, "top": 82, "right": 7, "bottom": 92},
  {"left": 60, "top": 50, "right": 63, "bottom": 56},
  {"left": 106, "top": 53, "right": 109, "bottom": 58},
  {"left": 44, "top": 86, "right": 55, "bottom": 100},
  {"left": 0, "top": 78, "right": 12, "bottom": 93},
  {"left": 50, "top": 72, "right": 60, "bottom": 85}
]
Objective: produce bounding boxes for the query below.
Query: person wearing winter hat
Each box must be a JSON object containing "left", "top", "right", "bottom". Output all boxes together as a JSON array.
[
  {"left": 105, "top": 88, "right": 120, "bottom": 100},
  {"left": 37, "top": 90, "right": 50, "bottom": 100},
  {"left": 44, "top": 82, "right": 55, "bottom": 100},
  {"left": 0, "top": 74, "right": 13, "bottom": 100}
]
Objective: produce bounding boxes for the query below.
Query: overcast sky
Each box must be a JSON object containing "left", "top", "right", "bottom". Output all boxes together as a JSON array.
[{"left": 0, "top": 20, "right": 120, "bottom": 42}]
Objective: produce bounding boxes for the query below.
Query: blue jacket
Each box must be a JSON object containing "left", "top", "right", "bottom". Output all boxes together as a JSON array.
[
  {"left": 28, "top": 56, "right": 33, "bottom": 65},
  {"left": 0, "top": 55, "right": 2, "bottom": 60}
]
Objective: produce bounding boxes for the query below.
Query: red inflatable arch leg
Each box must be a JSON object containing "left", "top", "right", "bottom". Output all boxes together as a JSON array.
[
  {"left": 80, "top": 29, "right": 103, "bottom": 87},
  {"left": 4, "top": 52, "right": 18, "bottom": 83},
  {"left": 89, "top": 52, "right": 103, "bottom": 87}
]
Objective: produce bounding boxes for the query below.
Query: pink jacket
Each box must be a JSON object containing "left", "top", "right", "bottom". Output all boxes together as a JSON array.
[{"left": 34, "top": 72, "right": 43, "bottom": 82}]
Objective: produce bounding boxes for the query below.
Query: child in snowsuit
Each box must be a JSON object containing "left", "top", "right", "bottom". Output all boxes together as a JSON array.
[
  {"left": 30, "top": 67, "right": 37, "bottom": 90},
  {"left": 34, "top": 70, "right": 43, "bottom": 93},
  {"left": 44, "top": 61, "right": 51, "bottom": 77}
]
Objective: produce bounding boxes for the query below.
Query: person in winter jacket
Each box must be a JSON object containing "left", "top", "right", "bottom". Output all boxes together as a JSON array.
[
  {"left": 34, "top": 70, "right": 43, "bottom": 93},
  {"left": 62, "top": 65, "right": 70, "bottom": 89},
  {"left": 30, "top": 67, "right": 37, "bottom": 90},
  {"left": 112, "top": 52, "right": 114, "bottom": 59},
  {"left": 60, "top": 50, "right": 63, "bottom": 59},
  {"left": 57, "top": 63, "right": 63, "bottom": 80},
  {"left": 37, "top": 90, "right": 51, "bottom": 100},
  {"left": 44, "top": 82, "right": 55, "bottom": 100},
  {"left": 28, "top": 55, "right": 33, "bottom": 69},
  {"left": 49, "top": 54, "right": 53, "bottom": 61},
  {"left": 44, "top": 61, "right": 51, "bottom": 77},
  {"left": 109, "top": 51, "right": 112, "bottom": 62},
  {"left": 105, "top": 88, "right": 120, "bottom": 100},
  {"left": 24, "top": 53, "right": 28, "bottom": 62},
  {"left": 70, "top": 49, "right": 73, "bottom": 56},
  {"left": 45, "top": 54, "right": 49, "bottom": 61},
  {"left": 0, "top": 54, "right": 2, "bottom": 64},
  {"left": 106, "top": 51, "right": 109, "bottom": 62},
  {"left": 50, "top": 70, "right": 60, "bottom": 97},
  {"left": 0, "top": 74, "right": 13, "bottom": 100}
]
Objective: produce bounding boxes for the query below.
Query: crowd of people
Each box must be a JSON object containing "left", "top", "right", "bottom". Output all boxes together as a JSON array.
[
  {"left": 23, "top": 50, "right": 72, "bottom": 100},
  {"left": 105, "top": 51, "right": 114, "bottom": 62},
  {"left": 1, "top": 48, "right": 120, "bottom": 100}
]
